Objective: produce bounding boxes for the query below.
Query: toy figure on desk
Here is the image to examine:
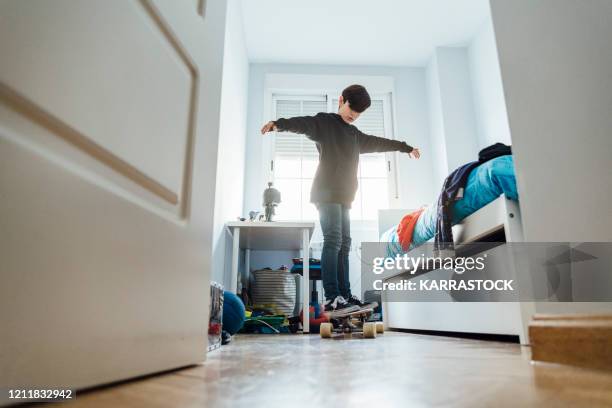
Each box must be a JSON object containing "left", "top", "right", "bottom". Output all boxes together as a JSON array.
[
  {"left": 262, "top": 182, "right": 281, "bottom": 222},
  {"left": 248, "top": 211, "right": 259, "bottom": 221}
]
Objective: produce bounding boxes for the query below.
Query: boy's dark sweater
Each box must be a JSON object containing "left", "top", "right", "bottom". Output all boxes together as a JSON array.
[{"left": 274, "top": 112, "right": 413, "bottom": 207}]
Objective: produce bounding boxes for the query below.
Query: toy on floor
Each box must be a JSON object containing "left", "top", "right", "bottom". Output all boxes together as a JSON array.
[
  {"left": 299, "top": 302, "right": 329, "bottom": 334},
  {"left": 221, "top": 330, "right": 232, "bottom": 345},
  {"left": 241, "top": 315, "right": 286, "bottom": 334},
  {"left": 208, "top": 282, "right": 224, "bottom": 351},
  {"left": 223, "top": 290, "right": 245, "bottom": 335}
]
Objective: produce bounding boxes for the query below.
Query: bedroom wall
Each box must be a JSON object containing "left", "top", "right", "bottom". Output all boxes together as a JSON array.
[
  {"left": 468, "top": 19, "right": 511, "bottom": 149},
  {"left": 426, "top": 47, "right": 480, "bottom": 186},
  {"left": 425, "top": 55, "right": 448, "bottom": 188},
  {"left": 436, "top": 47, "right": 480, "bottom": 173},
  {"left": 212, "top": 0, "right": 249, "bottom": 288}
]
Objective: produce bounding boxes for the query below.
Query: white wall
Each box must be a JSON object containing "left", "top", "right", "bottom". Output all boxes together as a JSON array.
[
  {"left": 426, "top": 55, "right": 449, "bottom": 188},
  {"left": 491, "top": 0, "right": 612, "bottom": 242},
  {"left": 437, "top": 48, "right": 480, "bottom": 171},
  {"left": 212, "top": 0, "right": 249, "bottom": 288},
  {"left": 468, "top": 19, "right": 511, "bottom": 149},
  {"left": 426, "top": 47, "right": 480, "bottom": 186},
  {"left": 393, "top": 66, "right": 435, "bottom": 208}
]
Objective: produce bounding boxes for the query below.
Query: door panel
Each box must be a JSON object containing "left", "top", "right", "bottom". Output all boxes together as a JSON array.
[
  {"left": 0, "top": 0, "right": 195, "bottom": 208},
  {"left": 0, "top": 0, "right": 227, "bottom": 401}
]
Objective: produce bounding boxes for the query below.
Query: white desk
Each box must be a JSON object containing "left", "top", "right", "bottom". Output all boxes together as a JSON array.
[{"left": 225, "top": 221, "right": 315, "bottom": 333}]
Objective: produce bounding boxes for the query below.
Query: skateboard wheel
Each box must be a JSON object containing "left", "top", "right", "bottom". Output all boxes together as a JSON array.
[
  {"left": 363, "top": 322, "right": 377, "bottom": 338},
  {"left": 320, "top": 323, "right": 333, "bottom": 338},
  {"left": 376, "top": 322, "right": 384, "bottom": 334}
]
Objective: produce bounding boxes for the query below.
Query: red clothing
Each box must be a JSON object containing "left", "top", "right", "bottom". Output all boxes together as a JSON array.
[{"left": 397, "top": 208, "right": 425, "bottom": 251}]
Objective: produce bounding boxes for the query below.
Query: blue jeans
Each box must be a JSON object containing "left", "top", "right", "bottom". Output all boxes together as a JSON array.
[{"left": 317, "top": 203, "right": 352, "bottom": 301}]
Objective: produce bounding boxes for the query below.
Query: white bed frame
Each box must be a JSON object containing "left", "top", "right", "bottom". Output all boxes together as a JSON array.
[{"left": 379, "top": 195, "right": 535, "bottom": 344}]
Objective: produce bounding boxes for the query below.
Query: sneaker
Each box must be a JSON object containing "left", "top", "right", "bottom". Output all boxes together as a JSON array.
[
  {"left": 324, "top": 296, "right": 360, "bottom": 314},
  {"left": 346, "top": 295, "right": 378, "bottom": 310},
  {"left": 345, "top": 295, "right": 364, "bottom": 307}
]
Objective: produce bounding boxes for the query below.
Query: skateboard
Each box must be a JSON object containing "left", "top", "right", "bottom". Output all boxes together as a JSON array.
[{"left": 320, "top": 302, "right": 384, "bottom": 339}]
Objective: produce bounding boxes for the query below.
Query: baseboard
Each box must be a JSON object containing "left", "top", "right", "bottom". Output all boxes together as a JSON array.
[{"left": 529, "top": 314, "right": 612, "bottom": 371}]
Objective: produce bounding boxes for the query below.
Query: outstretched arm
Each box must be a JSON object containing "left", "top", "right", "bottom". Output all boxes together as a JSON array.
[
  {"left": 261, "top": 115, "right": 321, "bottom": 142},
  {"left": 357, "top": 131, "right": 420, "bottom": 158}
]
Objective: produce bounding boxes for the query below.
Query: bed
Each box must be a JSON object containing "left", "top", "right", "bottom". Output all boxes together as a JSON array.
[
  {"left": 377, "top": 155, "right": 533, "bottom": 343},
  {"left": 380, "top": 155, "right": 519, "bottom": 257}
]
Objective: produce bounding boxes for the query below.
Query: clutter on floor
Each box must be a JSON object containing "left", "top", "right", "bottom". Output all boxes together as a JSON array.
[
  {"left": 214, "top": 258, "right": 382, "bottom": 338},
  {"left": 208, "top": 282, "right": 224, "bottom": 351},
  {"left": 223, "top": 290, "right": 246, "bottom": 335},
  {"left": 221, "top": 330, "right": 232, "bottom": 345},
  {"left": 208, "top": 284, "right": 247, "bottom": 350},
  {"left": 299, "top": 302, "right": 329, "bottom": 334},
  {"left": 241, "top": 258, "right": 330, "bottom": 334},
  {"left": 250, "top": 267, "right": 297, "bottom": 316},
  {"left": 242, "top": 311, "right": 287, "bottom": 334}
]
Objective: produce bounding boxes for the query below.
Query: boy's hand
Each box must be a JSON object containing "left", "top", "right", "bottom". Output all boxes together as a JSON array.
[
  {"left": 261, "top": 121, "right": 277, "bottom": 134},
  {"left": 409, "top": 148, "right": 421, "bottom": 159}
]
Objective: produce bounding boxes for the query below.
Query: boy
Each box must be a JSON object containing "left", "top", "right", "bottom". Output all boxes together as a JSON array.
[{"left": 261, "top": 85, "right": 420, "bottom": 313}]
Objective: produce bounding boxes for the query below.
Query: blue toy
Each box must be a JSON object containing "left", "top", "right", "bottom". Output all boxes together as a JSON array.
[{"left": 222, "top": 291, "right": 246, "bottom": 335}]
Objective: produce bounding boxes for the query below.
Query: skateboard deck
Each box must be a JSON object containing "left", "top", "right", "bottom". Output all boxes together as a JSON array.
[
  {"left": 324, "top": 301, "right": 379, "bottom": 319},
  {"left": 320, "top": 302, "right": 383, "bottom": 339}
]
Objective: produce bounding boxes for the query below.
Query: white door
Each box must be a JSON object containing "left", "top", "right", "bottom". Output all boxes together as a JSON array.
[{"left": 0, "top": 0, "right": 227, "bottom": 399}]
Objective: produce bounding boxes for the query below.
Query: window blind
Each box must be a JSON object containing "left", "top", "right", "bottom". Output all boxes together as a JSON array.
[{"left": 274, "top": 100, "right": 326, "bottom": 158}]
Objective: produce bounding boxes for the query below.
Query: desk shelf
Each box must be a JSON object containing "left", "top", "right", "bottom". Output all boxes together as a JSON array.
[{"left": 226, "top": 221, "right": 315, "bottom": 333}]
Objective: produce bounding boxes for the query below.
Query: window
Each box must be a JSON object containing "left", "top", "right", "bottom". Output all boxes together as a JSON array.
[
  {"left": 272, "top": 97, "right": 326, "bottom": 221},
  {"left": 271, "top": 93, "right": 397, "bottom": 221}
]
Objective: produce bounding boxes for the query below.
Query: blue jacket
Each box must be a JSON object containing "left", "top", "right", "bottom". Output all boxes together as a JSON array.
[{"left": 434, "top": 143, "right": 512, "bottom": 252}]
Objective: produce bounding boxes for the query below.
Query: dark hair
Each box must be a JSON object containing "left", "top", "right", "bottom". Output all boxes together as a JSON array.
[{"left": 342, "top": 84, "right": 371, "bottom": 113}]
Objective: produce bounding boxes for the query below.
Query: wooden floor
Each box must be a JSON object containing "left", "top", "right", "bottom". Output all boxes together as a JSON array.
[{"left": 61, "top": 332, "right": 612, "bottom": 408}]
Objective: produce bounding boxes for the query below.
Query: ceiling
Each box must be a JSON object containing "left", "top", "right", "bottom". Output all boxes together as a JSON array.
[{"left": 240, "top": 0, "right": 491, "bottom": 67}]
